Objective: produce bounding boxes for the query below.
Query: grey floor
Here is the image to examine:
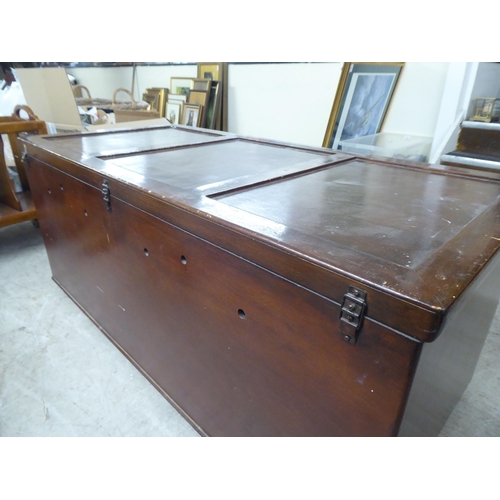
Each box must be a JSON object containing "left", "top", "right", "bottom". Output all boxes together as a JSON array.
[{"left": 1, "top": 221, "right": 499, "bottom": 437}]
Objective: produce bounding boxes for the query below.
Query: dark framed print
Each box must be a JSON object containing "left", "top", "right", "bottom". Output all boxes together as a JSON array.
[
  {"left": 323, "top": 62, "right": 404, "bottom": 149},
  {"left": 206, "top": 81, "right": 221, "bottom": 129}
]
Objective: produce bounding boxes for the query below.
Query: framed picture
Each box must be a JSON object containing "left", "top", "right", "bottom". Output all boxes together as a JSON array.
[
  {"left": 323, "top": 62, "right": 404, "bottom": 149},
  {"left": 142, "top": 93, "right": 158, "bottom": 111},
  {"left": 168, "top": 93, "right": 187, "bottom": 104},
  {"left": 181, "top": 103, "right": 202, "bottom": 127},
  {"left": 146, "top": 87, "right": 168, "bottom": 117},
  {"left": 205, "top": 81, "right": 221, "bottom": 130},
  {"left": 197, "top": 63, "right": 221, "bottom": 81},
  {"left": 192, "top": 78, "right": 212, "bottom": 92},
  {"left": 170, "top": 77, "right": 193, "bottom": 96},
  {"left": 188, "top": 90, "right": 209, "bottom": 127},
  {"left": 166, "top": 102, "right": 181, "bottom": 125}
]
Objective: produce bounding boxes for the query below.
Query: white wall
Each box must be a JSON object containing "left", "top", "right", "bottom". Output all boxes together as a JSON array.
[
  {"left": 428, "top": 63, "right": 479, "bottom": 162},
  {"left": 382, "top": 63, "right": 449, "bottom": 137},
  {"left": 227, "top": 63, "right": 342, "bottom": 147}
]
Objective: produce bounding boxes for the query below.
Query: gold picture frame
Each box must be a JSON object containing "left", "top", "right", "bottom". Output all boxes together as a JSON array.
[
  {"left": 322, "top": 62, "right": 404, "bottom": 149},
  {"left": 192, "top": 78, "right": 212, "bottom": 92},
  {"left": 142, "top": 93, "right": 158, "bottom": 111},
  {"left": 188, "top": 90, "right": 209, "bottom": 127},
  {"left": 197, "top": 63, "right": 221, "bottom": 81},
  {"left": 146, "top": 87, "right": 168, "bottom": 117}
]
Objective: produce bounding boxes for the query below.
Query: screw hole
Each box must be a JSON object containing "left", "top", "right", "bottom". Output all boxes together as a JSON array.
[
  {"left": 238, "top": 309, "right": 246, "bottom": 319},
  {"left": 84, "top": 210, "right": 88, "bottom": 216},
  {"left": 180, "top": 255, "right": 187, "bottom": 265},
  {"left": 60, "top": 184, "right": 64, "bottom": 191},
  {"left": 144, "top": 248, "right": 149, "bottom": 256},
  {"left": 47, "top": 188, "right": 52, "bottom": 194}
]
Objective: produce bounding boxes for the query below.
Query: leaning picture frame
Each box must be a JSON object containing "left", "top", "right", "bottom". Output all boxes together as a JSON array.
[
  {"left": 170, "top": 77, "right": 194, "bottom": 96},
  {"left": 197, "top": 63, "right": 221, "bottom": 81},
  {"left": 205, "top": 81, "right": 221, "bottom": 130},
  {"left": 146, "top": 87, "right": 168, "bottom": 117},
  {"left": 181, "top": 103, "right": 202, "bottom": 127},
  {"left": 168, "top": 94, "right": 187, "bottom": 104},
  {"left": 166, "top": 102, "right": 181, "bottom": 125},
  {"left": 188, "top": 90, "right": 209, "bottom": 127},
  {"left": 192, "top": 78, "right": 212, "bottom": 92},
  {"left": 142, "top": 93, "right": 158, "bottom": 111},
  {"left": 322, "top": 62, "right": 404, "bottom": 149},
  {"left": 197, "top": 62, "right": 228, "bottom": 131}
]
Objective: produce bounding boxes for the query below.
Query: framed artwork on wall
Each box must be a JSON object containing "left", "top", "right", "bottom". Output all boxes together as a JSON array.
[{"left": 323, "top": 62, "right": 404, "bottom": 149}]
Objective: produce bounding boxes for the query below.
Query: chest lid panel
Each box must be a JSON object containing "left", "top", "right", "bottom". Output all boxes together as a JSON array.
[{"left": 209, "top": 158, "right": 500, "bottom": 333}]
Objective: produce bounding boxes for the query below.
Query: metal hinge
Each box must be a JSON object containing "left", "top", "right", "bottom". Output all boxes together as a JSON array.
[
  {"left": 21, "top": 151, "right": 30, "bottom": 164},
  {"left": 339, "top": 286, "right": 367, "bottom": 345},
  {"left": 102, "top": 179, "right": 111, "bottom": 211}
]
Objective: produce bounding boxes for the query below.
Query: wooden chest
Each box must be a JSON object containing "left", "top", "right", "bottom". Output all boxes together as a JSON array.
[{"left": 20, "top": 125, "right": 500, "bottom": 436}]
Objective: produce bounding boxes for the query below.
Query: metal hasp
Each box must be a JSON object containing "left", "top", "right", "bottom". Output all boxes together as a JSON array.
[
  {"left": 102, "top": 179, "right": 111, "bottom": 211},
  {"left": 339, "top": 286, "right": 367, "bottom": 345}
]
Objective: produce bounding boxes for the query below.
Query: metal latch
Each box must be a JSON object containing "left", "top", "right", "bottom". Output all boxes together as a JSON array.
[
  {"left": 102, "top": 179, "right": 111, "bottom": 211},
  {"left": 339, "top": 286, "right": 367, "bottom": 345}
]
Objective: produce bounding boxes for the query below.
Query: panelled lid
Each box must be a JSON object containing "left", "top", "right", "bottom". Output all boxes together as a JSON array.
[{"left": 23, "top": 126, "right": 500, "bottom": 342}]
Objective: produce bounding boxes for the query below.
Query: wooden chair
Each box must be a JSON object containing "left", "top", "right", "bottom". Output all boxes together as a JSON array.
[{"left": 0, "top": 105, "right": 47, "bottom": 229}]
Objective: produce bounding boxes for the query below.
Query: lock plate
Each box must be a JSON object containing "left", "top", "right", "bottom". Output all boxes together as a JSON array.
[{"left": 339, "top": 286, "right": 367, "bottom": 345}]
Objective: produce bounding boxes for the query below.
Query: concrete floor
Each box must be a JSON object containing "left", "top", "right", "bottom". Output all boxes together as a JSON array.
[{"left": 1, "top": 221, "right": 499, "bottom": 437}]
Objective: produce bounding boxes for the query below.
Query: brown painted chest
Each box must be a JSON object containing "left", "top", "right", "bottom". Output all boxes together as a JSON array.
[{"left": 20, "top": 125, "right": 500, "bottom": 436}]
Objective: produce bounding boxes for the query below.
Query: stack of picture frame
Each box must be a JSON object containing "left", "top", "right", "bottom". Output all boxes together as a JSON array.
[
  {"left": 166, "top": 63, "right": 228, "bottom": 130},
  {"left": 143, "top": 88, "right": 169, "bottom": 118},
  {"left": 197, "top": 62, "right": 228, "bottom": 131}
]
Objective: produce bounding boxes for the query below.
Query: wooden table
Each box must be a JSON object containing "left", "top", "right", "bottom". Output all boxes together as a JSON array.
[{"left": 19, "top": 125, "right": 500, "bottom": 436}]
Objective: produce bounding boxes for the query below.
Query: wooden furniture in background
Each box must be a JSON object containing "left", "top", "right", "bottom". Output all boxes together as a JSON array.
[
  {"left": 0, "top": 105, "right": 47, "bottom": 228},
  {"left": 441, "top": 121, "right": 500, "bottom": 171}
]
